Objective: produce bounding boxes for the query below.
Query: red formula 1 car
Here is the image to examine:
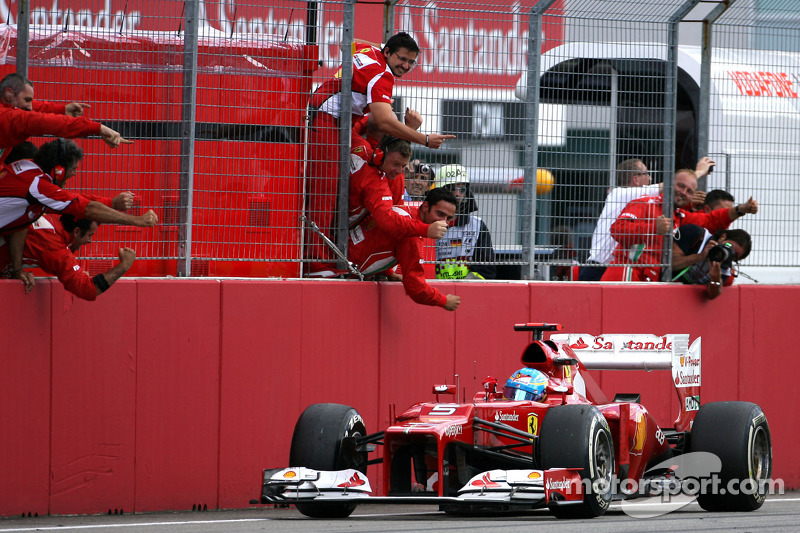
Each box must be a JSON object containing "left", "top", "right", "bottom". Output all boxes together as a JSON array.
[{"left": 258, "top": 323, "right": 772, "bottom": 519}]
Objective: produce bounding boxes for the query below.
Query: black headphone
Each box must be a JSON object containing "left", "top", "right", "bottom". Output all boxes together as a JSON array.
[{"left": 370, "top": 135, "right": 401, "bottom": 167}]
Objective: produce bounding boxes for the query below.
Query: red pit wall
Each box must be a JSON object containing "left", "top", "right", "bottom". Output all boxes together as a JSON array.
[{"left": 1, "top": 279, "right": 797, "bottom": 516}]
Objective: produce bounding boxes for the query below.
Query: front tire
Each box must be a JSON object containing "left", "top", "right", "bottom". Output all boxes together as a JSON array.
[
  {"left": 539, "top": 405, "right": 615, "bottom": 519},
  {"left": 689, "top": 401, "right": 772, "bottom": 512},
  {"left": 289, "top": 403, "right": 367, "bottom": 518}
]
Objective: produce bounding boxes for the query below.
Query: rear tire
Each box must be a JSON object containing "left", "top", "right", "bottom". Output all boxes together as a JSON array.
[
  {"left": 539, "top": 405, "right": 614, "bottom": 519},
  {"left": 289, "top": 403, "right": 367, "bottom": 518},
  {"left": 689, "top": 401, "right": 772, "bottom": 512}
]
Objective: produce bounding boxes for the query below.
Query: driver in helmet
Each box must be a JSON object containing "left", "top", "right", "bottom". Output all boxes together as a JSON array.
[{"left": 503, "top": 368, "right": 548, "bottom": 402}]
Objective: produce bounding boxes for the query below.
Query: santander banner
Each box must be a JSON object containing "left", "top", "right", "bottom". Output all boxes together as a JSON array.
[
  {"left": 1, "top": 0, "right": 564, "bottom": 85},
  {"left": 393, "top": 0, "right": 564, "bottom": 85}
]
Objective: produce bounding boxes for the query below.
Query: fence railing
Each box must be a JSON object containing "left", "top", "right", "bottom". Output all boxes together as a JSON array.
[{"left": 3, "top": 0, "right": 799, "bottom": 283}]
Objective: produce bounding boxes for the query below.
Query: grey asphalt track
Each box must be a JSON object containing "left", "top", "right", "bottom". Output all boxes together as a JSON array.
[{"left": 1, "top": 493, "right": 799, "bottom": 533}]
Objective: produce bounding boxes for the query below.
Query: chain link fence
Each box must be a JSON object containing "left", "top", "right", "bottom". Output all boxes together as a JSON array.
[
  {"left": 2, "top": 0, "right": 799, "bottom": 282},
  {"left": 706, "top": 0, "right": 800, "bottom": 281}
]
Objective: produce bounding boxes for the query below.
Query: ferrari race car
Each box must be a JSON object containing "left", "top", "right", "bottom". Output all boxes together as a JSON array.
[{"left": 257, "top": 323, "right": 772, "bottom": 519}]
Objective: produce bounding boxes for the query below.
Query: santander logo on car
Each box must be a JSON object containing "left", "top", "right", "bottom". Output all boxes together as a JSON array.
[{"left": 569, "top": 335, "right": 673, "bottom": 351}]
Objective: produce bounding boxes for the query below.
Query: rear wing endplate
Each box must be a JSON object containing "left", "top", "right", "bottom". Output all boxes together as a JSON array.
[{"left": 550, "top": 333, "right": 701, "bottom": 431}]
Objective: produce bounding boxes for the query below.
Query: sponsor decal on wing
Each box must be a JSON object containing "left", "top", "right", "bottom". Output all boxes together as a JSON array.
[{"left": 337, "top": 472, "right": 366, "bottom": 488}]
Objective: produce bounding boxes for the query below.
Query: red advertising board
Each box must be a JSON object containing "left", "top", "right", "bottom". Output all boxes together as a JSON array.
[
  {"left": 390, "top": 0, "right": 564, "bottom": 87},
  {"left": 2, "top": 0, "right": 564, "bottom": 87}
]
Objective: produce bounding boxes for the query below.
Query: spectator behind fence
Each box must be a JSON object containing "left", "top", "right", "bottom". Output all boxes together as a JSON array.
[
  {"left": 349, "top": 187, "right": 461, "bottom": 311},
  {"left": 0, "top": 214, "right": 135, "bottom": 300},
  {"left": 433, "top": 165, "right": 496, "bottom": 280},
  {"left": 0, "top": 139, "right": 158, "bottom": 293},
  {"left": 579, "top": 158, "right": 661, "bottom": 281},
  {"left": 304, "top": 32, "right": 454, "bottom": 277},
  {"left": 1, "top": 72, "right": 89, "bottom": 117},
  {"left": 602, "top": 168, "right": 757, "bottom": 282},
  {"left": 671, "top": 224, "right": 751, "bottom": 300},
  {"left": 404, "top": 160, "right": 435, "bottom": 201}
]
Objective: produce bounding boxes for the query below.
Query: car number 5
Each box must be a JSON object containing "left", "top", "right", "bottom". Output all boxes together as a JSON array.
[{"left": 430, "top": 405, "right": 458, "bottom": 416}]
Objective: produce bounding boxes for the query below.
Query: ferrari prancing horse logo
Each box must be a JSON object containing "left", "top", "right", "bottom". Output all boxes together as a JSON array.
[{"left": 527, "top": 413, "right": 539, "bottom": 437}]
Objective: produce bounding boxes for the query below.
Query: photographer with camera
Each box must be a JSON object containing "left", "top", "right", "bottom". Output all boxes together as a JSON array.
[{"left": 671, "top": 224, "right": 752, "bottom": 299}]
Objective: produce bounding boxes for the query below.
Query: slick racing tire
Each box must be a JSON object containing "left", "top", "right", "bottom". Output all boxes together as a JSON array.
[
  {"left": 689, "top": 401, "right": 772, "bottom": 512},
  {"left": 539, "top": 404, "right": 615, "bottom": 519},
  {"left": 289, "top": 403, "right": 368, "bottom": 518}
]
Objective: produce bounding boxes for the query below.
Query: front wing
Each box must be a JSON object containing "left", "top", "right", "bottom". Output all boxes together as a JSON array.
[{"left": 260, "top": 467, "right": 585, "bottom": 508}]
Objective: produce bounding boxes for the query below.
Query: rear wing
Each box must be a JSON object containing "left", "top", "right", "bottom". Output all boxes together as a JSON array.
[{"left": 550, "top": 333, "right": 701, "bottom": 431}]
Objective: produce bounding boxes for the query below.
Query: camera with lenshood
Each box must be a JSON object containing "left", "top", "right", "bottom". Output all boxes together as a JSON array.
[{"left": 707, "top": 241, "right": 735, "bottom": 267}]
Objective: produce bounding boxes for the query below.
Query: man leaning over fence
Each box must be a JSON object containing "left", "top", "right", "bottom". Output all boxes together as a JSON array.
[
  {"left": 602, "top": 168, "right": 757, "bottom": 283},
  {"left": 0, "top": 139, "right": 157, "bottom": 293},
  {"left": 580, "top": 157, "right": 716, "bottom": 281},
  {"left": 672, "top": 224, "right": 752, "bottom": 299},
  {"left": 0, "top": 73, "right": 131, "bottom": 164},
  {"left": 349, "top": 187, "right": 461, "bottom": 311},
  {"left": 0, "top": 214, "right": 135, "bottom": 301},
  {"left": 1, "top": 72, "right": 89, "bottom": 117},
  {"left": 304, "top": 32, "right": 454, "bottom": 277},
  {"left": 348, "top": 134, "right": 448, "bottom": 258}
]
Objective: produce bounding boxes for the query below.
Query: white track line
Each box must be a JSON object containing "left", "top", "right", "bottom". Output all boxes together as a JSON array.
[
  {"left": 0, "top": 518, "right": 271, "bottom": 532},
  {"left": 1, "top": 500, "right": 799, "bottom": 532}
]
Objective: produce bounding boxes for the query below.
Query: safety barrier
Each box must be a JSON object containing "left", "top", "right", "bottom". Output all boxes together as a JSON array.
[{"left": 1, "top": 279, "right": 797, "bottom": 515}]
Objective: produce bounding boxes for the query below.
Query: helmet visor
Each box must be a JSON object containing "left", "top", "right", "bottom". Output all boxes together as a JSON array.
[{"left": 503, "top": 385, "right": 541, "bottom": 402}]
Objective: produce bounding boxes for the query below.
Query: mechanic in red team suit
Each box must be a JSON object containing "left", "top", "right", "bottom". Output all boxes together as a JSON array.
[
  {"left": 349, "top": 187, "right": 461, "bottom": 311},
  {"left": 0, "top": 214, "right": 135, "bottom": 300},
  {"left": 349, "top": 134, "right": 448, "bottom": 243},
  {"left": 1, "top": 72, "right": 89, "bottom": 117},
  {"left": 0, "top": 139, "right": 157, "bottom": 293},
  {"left": 350, "top": 107, "right": 424, "bottom": 205},
  {"left": 305, "top": 32, "right": 454, "bottom": 277},
  {"left": 602, "top": 169, "right": 758, "bottom": 282},
  {"left": 0, "top": 73, "right": 130, "bottom": 164},
  {"left": 3, "top": 141, "right": 137, "bottom": 213}
]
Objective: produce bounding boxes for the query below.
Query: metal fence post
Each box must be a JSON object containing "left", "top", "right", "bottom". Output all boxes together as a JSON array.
[
  {"left": 523, "top": 0, "right": 556, "bottom": 280},
  {"left": 383, "top": 0, "right": 399, "bottom": 43},
  {"left": 607, "top": 67, "right": 619, "bottom": 189},
  {"left": 15, "top": 0, "right": 29, "bottom": 77},
  {"left": 335, "top": 0, "right": 356, "bottom": 268},
  {"left": 178, "top": 0, "right": 199, "bottom": 277},
  {"left": 697, "top": 0, "right": 735, "bottom": 190},
  {"left": 661, "top": 0, "right": 700, "bottom": 282}
]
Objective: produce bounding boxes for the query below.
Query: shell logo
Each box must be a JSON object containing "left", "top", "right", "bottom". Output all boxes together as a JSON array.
[
  {"left": 528, "top": 472, "right": 542, "bottom": 480},
  {"left": 284, "top": 471, "right": 297, "bottom": 479}
]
